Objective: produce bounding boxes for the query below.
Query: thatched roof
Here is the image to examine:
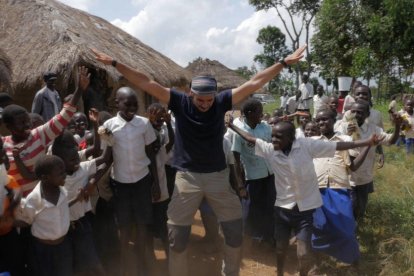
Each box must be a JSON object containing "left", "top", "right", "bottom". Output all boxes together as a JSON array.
[
  {"left": 0, "top": 0, "right": 190, "bottom": 110},
  {"left": 186, "top": 58, "right": 248, "bottom": 91},
  {"left": 0, "top": 48, "right": 12, "bottom": 92}
]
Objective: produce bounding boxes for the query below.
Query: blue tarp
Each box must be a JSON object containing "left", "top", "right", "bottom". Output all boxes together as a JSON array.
[{"left": 311, "top": 188, "right": 360, "bottom": 264}]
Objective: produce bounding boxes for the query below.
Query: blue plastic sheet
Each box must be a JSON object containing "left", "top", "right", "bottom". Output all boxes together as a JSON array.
[{"left": 311, "top": 188, "right": 360, "bottom": 264}]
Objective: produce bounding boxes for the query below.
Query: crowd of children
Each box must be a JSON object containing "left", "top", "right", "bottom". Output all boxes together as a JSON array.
[{"left": 0, "top": 43, "right": 411, "bottom": 276}]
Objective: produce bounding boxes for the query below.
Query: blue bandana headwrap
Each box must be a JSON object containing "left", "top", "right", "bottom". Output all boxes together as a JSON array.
[{"left": 190, "top": 76, "right": 218, "bottom": 95}]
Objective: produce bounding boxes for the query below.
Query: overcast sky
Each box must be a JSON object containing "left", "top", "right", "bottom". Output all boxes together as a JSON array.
[{"left": 57, "top": 0, "right": 309, "bottom": 70}]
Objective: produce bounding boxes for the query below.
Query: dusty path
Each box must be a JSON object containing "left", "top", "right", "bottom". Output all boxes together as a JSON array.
[{"left": 149, "top": 211, "right": 299, "bottom": 276}]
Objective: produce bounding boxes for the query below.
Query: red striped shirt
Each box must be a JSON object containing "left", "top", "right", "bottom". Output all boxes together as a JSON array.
[{"left": 2, "top": 104, "right": 77, "bottom": 196}]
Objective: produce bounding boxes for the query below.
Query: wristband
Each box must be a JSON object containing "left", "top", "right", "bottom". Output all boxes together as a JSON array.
[
  {"left": 279, "top": 59, "right": 288, "bottom": 67},
  {"left": 111, "top": 59, "right": 117, "bottom": 67}
]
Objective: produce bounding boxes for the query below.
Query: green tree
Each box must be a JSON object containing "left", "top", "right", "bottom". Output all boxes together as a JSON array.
[
  {"left": 311, "top": 0, "right": 361, "bottom": 78},
  {"left": 254, "top": 26, "right": 289, "bottom": 92},
  {"left": 249, "top": 0, "right": 321, "bottom": 78},
  {"left": 254, "top": 26, "right": 289, "bottom": 68},
  {"left": 312, "top": 0, "right": 414, "bottom": 99},
  {"left": 235, "top": 65, "right": 257, "bottom": 80}
]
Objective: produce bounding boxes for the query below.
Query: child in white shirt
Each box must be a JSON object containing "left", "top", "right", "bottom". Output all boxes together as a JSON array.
[
  {"left": 17, "top": 156, "right": 80, "bottom": 276},
  {"left": 51, "top": 130, "right": 110, "bottom": 275}
]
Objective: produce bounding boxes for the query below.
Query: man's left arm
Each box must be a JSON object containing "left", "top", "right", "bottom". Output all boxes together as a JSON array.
[{"left": 231, "top": 45, "right": 306, "bottom": 105}]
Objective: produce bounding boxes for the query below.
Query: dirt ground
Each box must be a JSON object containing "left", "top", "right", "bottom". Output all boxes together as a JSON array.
[{"left": 149, "top": 211, "right": 300, "bottom": 276}]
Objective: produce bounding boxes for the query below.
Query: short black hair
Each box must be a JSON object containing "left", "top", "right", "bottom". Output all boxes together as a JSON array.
[
  {"left": 52, "top": 130, "right": 78, "bottom": 157},
  {"left": 147, "top": 102, "right": 165, "bottom": 113},
  {"left": 0, "top": 93, "right": 13, "bottom": 105},
  {"left": 274, "top": 121, "right": 295, "bottom": 139},
  {"left": 34, "top": 155, "right": 65, "bottom": 178},
  {"left": 242, "top": 98, "right": 262, "bottom": 116},
  {"left": 2, "top": 104, "right": 28, "bottom": 125},
  {"left": 317, "top": 108, "right": 337, "bottom": 120}
]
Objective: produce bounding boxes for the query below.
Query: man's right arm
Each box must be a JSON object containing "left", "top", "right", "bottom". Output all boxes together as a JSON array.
[{"left": 92, "top": 49, "right": 170, "bottom": 104}]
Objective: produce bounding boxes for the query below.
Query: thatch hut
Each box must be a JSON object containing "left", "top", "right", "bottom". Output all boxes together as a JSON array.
[
  {"left": 0, "top": 0, "right": 190, "bottom": 114},
  {"left": 0, "top": 48, "right": 12, "bottom": 93},
  {"left": 186, "top": 58, "right": 249, "bottom": 91}
]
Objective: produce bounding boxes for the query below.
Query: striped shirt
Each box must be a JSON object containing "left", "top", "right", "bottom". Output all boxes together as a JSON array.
[{"left": 2, "top": 104, "right": 76, "bottom": 196}]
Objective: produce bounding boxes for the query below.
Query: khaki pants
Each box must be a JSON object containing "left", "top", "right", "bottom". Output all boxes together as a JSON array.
[
  {"left": 167, "top": 169, "right": 242, "bottom": 276},
  {"left": 168, "top": 169, "right": 242, "bottom": 225}
]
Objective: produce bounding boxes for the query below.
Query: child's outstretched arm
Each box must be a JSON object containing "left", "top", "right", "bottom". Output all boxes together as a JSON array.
[
  {"left": 69, "top": 188, "right": 86, "bottom": 207},
  {"left": 228, "top": 122, "right": 257, "bottom": 145},
  {"left": 69, "top": 66, "right": 90, "bottom": 107},
  {"left": 12, "top": 146, "right": 37, "bottom": 181},
  {"left": 349, "top": 145, "right": 371, "bottom": 171},
  {"left": 84, "top": 108, "right": 101, "bottom": 159},
  {"left": 84, "top": 165, "right": 111, "bottom": 197},
  {"left": 146, "top": 142, "right": 160, "bottom": 201},
  {"left": 336, "top": 134, "right": 383, "bottom": 151}
]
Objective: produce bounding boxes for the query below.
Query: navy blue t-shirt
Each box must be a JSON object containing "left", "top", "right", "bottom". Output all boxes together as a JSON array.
[{"left": 168, "top": 89, "right": 232, "bottom": 173}]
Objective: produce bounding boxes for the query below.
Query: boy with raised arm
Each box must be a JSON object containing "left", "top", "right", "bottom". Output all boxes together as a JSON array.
[
  {"left": 337, "top": 99, "right": 401, "bottom": 222},
  {"left": 93, "top": 45, "right": 306, "bottom": 276},
  {"left": 228, "top": 119, "right": 382, "bottom": 276},
  {"left": 2, "top": 67, "right": 90, "bottom": 196}
]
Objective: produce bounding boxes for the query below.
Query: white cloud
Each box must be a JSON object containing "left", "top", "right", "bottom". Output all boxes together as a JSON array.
[
  {"left": 57, "top": 0, "right": 96, "bottom": 11},
  {"left": 61, "top": 0, "right": 310, "bottom": 69}
]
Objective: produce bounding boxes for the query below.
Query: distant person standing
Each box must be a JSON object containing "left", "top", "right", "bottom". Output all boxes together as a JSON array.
[
  {"left": 286, "top": 90, "right": 301, "bottom": 115},
  {"left": 388, "top": 94, "right": 398, "bottom": 114},
  {"left": 280, "top": 91, "right": 289, "bottom": 109},
  {"left": 297, "top": 74, "right": 313, "bottom": 112},
  {"left": 313, "top": 85, "right": 328, "bottom": 118},
  {"left": 32, "top": 72, "right": 62, "bottom": 121}
]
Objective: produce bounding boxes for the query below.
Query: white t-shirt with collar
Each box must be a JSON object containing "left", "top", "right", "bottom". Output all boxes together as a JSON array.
[
  {"left": 298, "top": 82, "right": 314, "bottom": 110},
  {"left": 17, "top": 184, "right": 70, "bottom": 240},
  {"left": 65, "top": 160, "right": 96, "bottom": 221},
  {"left": 255, "top": 137, "right": 336, "bottom": 211},
  {"left": 103, "top": 113, "right": 156, "bottom": 183}
]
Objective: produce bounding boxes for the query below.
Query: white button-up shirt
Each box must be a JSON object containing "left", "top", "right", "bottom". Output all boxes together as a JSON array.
[
  {"left": 298, "top": 83, "right": 314, "bottom": 110},
  {"left": 313, "top": 94, "right": 328, "bottom": 117},
  {"left": 103, "top": 113, "right": 156, "bottom": 183},
  {"left": 255, "top": 138, "right": 336, "bottom": 211},
  {"left": 17, "top": 184, "right": 70, "bottom": 240},
  {"left": 313, "top": 134, "right": 355, "bottom": 189},
  {"left": 65, "top": 160, "right": 96, "bottom": 221},
  {"left": 337, "top": 122, "right": 392, "bottom": 185}
]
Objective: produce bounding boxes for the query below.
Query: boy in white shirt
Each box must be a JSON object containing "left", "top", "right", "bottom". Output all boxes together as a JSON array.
[
  {"left": 16, "top": 156, "right": 81, "bottom": 276},
  {"left": 100, "top": 87, "right": 160, "bottom": 275},
  {"left": 52, "top": 130, "right": 110, "bottom": 275},
  {"left": 338, "top": 100, "right": 401, "bottom": 221},
  {"left": 229, "top": 120, "right": 380, "bottom": 276}
]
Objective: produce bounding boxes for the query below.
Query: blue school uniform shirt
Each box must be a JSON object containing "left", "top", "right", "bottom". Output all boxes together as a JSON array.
[
  {"left": 231, "top": 120, "right": 272, "bottom": 180},
  {"left": 168, "top": 89, "right": 232, "bottom": 173}
]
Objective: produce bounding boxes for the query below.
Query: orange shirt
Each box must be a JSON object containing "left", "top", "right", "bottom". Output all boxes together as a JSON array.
[{"left": 0, "top": 175, "right": 20, "bottom": 235}]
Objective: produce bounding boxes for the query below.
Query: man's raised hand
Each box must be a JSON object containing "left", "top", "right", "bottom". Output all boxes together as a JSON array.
[
  {"left": 91, "top": 48, "right": 113, "bottom": 66},
  {"left": 284, "top": 44, "right": 307, "bottom": 65}
]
